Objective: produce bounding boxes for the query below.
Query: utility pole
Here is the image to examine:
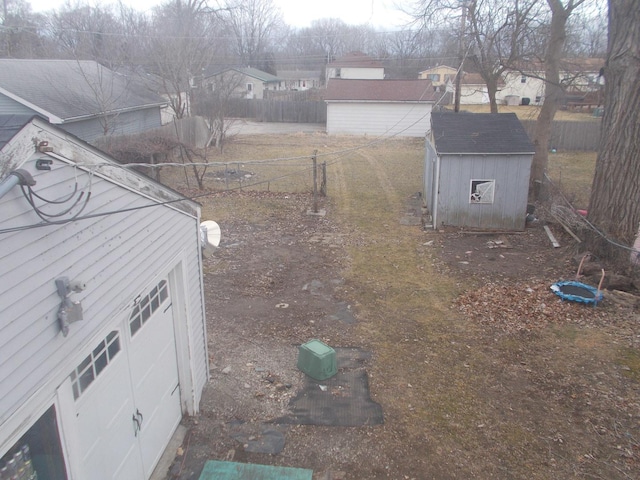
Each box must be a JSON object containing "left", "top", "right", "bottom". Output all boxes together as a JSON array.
[{"left": 454, "top": 0, "right": 469, "bottom": 112}]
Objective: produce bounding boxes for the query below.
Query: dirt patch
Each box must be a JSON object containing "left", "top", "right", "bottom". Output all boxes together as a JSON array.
[{"left": 160, "top": 135, "right": 639, "bottom": 480}]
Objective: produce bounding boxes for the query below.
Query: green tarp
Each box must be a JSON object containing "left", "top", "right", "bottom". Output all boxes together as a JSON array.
[{"left": 198, "top": 460, "right": 313, "bottom": 480}]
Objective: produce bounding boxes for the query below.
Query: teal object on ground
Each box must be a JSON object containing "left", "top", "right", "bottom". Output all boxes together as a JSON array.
[
  {"left": 297, "top": 339, "right": 337, "bottom": 381},
  {"left": 199, "top": 460, "right": 313, "bottom": 479}
]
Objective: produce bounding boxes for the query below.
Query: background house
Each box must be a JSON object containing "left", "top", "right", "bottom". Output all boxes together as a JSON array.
[
  {"left": 419, "top": 65, "right": 457, "bottom": 89},
  {"left": 326, "top": 52, "right": 385, "bottom": 83},
  {"left": 424, "top": 112, "right": 534, "bottom": 230},
  {"left": 0, "top": 60, "right": 166, "bottom": 143},
  {"left": 496, "top": 58, "right": 605, "bottom": 106},
  {"left": 203, "top": 67, "right": 281, "bottom": 99},
  {"left": 325, "top": 79, "right": 439, "bottom": 137},
  {"left": 276, "top": 70, "right": 321, "bottom": 91},
  {"left": 0, "top": 115, "right": 208, "bottom": 480}
]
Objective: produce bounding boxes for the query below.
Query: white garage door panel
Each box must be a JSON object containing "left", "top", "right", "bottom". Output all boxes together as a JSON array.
[
  {"left": 74, "top": 341, "right": 143, "bottom": 479},
  {"left": 74, "top": 278, "right": 182, "bottom": 480},
  {"left": 130, "top": 300, "right": 181, "bottom": 474}
]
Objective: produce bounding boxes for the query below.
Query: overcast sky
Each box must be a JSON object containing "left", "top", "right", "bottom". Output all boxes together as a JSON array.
[{"left": 28, "top": 0, "right": 413, "bottom": 29}]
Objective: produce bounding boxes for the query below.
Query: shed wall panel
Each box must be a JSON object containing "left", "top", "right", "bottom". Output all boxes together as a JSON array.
[
  {"left": 436, "top": 153, "right": 531, "bottom": 230},
  {"left": 327, "top": 102, "right": 432, "bottom": 137},
  {"left": 0, "top": 159, "right": 205, "bottom": 428}
]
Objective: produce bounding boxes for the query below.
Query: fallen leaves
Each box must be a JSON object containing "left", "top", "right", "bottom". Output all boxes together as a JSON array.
[{"left": 455, "top": 280, "right": 611, "bottom": 334}]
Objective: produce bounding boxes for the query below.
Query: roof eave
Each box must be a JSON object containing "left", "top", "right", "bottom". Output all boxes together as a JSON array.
[{"left": 0, "top": 86, "right": 63, "bottom": 123}]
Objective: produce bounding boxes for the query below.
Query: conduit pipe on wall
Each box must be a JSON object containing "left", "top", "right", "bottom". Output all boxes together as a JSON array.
[{"left": 0, "top": 169, "right": 35, "bottom": 200}]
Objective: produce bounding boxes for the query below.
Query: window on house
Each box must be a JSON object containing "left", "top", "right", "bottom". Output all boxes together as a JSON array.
[
  {"left": 0, "top": 406, "right": 67, "bottom": 480},
  {"left": 246, "top": 83, "right": 253, "bottom": 92},
  {"left": 428, "top": 74, "right": 441, "bottom": 82},
  {"left": 129, "top": 279, "right": 169, "bottom": 338},
  {"left": 521, "top": 75, "right": 526, "bottom": 83},
  {"left": 70, "top": 331, "right": 121, "bottom": 400},
  {"left": 335, "top": 68, "right": 341, "bottom": 78},
  {"left": 470, "top": 179, "right": 495, "bottom": 204}
]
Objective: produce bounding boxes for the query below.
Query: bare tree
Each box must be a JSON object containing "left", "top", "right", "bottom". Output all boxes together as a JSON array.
[
  {"left": 218, "top": 0, "right": 284, "bottom": 71},
  {"left": 529, "top": 0, "right": 589, "bottom": 200},
  {"left": 193, "top": 69, "right": 245, "bottom": 152},
  {"left": 407, "top": 0, "right": 542, "bottom": 112},
  {"left": 467, "top": 0, "right": 543, "bottom": 112},
  {"left": 586, "top": 0, "right": 640, "bottom": 266},
  {"left": 1, "top": 0, "right": 46, "bottom": 58},
  {"left": 144, "top": 0, "right": 223, "bottom": 119}
]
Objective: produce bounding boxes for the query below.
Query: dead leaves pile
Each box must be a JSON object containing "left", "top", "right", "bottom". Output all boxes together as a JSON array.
[{"left": 455, "top": 280, "right": 612, "bottom": 334}]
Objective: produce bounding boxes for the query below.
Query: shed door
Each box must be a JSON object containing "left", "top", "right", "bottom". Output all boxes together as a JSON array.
[{"left": 73, "top": 279, "right": 181, "bottom": 479}]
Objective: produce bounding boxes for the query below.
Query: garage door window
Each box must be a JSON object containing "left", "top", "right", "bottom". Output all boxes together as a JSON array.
[
  {"left": 70, "top": 331, "right": 121, "bottom": 400},
  {"left": 129, "top": 280, "right": 169, "bottom": 337}
]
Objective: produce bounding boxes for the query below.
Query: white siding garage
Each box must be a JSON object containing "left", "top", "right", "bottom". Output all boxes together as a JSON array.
[
  {"left": 0, "top": 115, "right": 208, "bottom": 480},
  {"left": 326, "top": 102, "right": 433, "bottom": 137},
  {"left": 325, "top": 79, "right": 439, "bottom": 138}
]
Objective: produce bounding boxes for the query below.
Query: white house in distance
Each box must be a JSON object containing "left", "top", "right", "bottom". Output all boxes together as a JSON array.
[
  {"left": 496, "top": 57, "right": 605, "bottom": 106},
  {"left": 424, "top": 112, "right": 534, "bottom": 231},
  {"left": 203, "top": 67, "right": 281, "bottom": 99},
  {"left": 325, "top": 79, "right": 440, "bottom": 137},
  {"left": 419, "top": 65, "right": 457, "bottom": 89},
  {"left": 0, "top": 115, "right": 209, "bottom": 480},
  {"left": 276, "top": 70, "right": 321, "bottom": 91},
  {"left": 326, "top": 52, "right": 385, "bottom": 83}
]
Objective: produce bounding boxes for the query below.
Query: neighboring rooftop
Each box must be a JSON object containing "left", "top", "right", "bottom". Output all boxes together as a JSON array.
[
  {"left": 0, "top": 59, "right": 166, "bottom": 123},
  {"left": 431, "top": 112, "right": 534, "bottom": 154},
  {"left": 204, "top": 67, "right": 281, "bottom": 83},
  {"left": 325, "top": 79, "right": 439, "bottom": 102},
  {"left": 327, "top": 51, "right": 384, "bottom": 68},
  {"left": 0, "top": 115, "right": 33, "bottom": 151}
]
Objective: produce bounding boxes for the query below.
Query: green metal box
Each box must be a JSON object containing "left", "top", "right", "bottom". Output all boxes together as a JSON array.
[{"left": 297, "top": 340, "right": 337, "bottom": 381}]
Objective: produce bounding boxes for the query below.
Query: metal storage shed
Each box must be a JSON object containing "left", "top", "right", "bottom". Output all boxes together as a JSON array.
[{"left": 424, "top": 112, "right": 534, "bottom": 231}]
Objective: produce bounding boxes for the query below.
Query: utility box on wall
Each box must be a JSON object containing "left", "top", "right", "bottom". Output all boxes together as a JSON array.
[{"left": 297, "top": 340, "right": 337, "bottom": 381}]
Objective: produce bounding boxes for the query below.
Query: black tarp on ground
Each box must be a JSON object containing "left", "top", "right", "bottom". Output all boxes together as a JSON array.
[{"left": 273, "top": 348, "right": 383, "bottom": 426}]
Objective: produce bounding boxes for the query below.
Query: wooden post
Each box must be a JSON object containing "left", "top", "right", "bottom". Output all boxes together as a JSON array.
[
  {"left": 321, "top": 161, "right": 327, "bottom": 196},
  {"left": 312, "top": 150, "right": 318, "bottom": 213}
]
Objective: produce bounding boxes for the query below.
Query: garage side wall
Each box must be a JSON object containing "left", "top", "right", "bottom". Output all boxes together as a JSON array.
[
  {"left": 436, "top": 153, "right": 532, "bottom": 230},
  {"left": 327, "top": 102, "right": 432, "bottom": 137},
  {"left": 0, "top": 151, "right": 206, "bottom": 447}
]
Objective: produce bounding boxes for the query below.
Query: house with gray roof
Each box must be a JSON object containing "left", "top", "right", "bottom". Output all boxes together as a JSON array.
[
  {"left": 325, "top": 79, "right": 440, "bottom": 137},
  {"left": 424, "top": 112, "right": 534, "bottom": 230},
  {"left": 0, "top": 60, "right": 166, "bottom": 143},
  {"left": 202, "top": 67, "right": 281, "bottom": 99}
]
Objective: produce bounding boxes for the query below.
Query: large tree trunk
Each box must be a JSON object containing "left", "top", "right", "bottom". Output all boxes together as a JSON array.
[
  {"left": 529, "top": 0, "right": 570, "bottom": 200},
  {"left": 586, "top": 0, "right": 640, "bottom": 265}
]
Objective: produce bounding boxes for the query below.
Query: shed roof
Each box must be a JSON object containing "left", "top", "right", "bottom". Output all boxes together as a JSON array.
[
  {"left": 325, "top": 79, "right": 438, "bottom": 102},
  {"left": 0, "top": 59, "right": 166, "bottom": 123},
  {"left": 431, "top": 112, "right": 534, "bottom": 154}
]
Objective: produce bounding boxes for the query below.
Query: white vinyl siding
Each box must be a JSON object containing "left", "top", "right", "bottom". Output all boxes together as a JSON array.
[
  {"left": 327, "top": 102, "right": 432, "bottom": 137},
  {"left": 0, "top": 152, "right": 206, "bottom": 433}
]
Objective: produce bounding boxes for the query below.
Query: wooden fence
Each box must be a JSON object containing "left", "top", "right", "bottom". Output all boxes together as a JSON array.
[
  {"left": 228, "top": 99, "right": 327, "bottom": 123},
  {"left": 520, "top": 119, "right": 601, "bottom": 151}
]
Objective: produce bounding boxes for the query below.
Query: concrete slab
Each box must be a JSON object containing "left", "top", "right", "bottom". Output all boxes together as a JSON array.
[{"left": 150, "top": 424, "right": 188, "bottom": 480}]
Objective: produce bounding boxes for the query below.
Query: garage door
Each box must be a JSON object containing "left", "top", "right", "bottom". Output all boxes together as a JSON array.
[{"left": 72, "top": 279, "right": 181, "bottom": 479}]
